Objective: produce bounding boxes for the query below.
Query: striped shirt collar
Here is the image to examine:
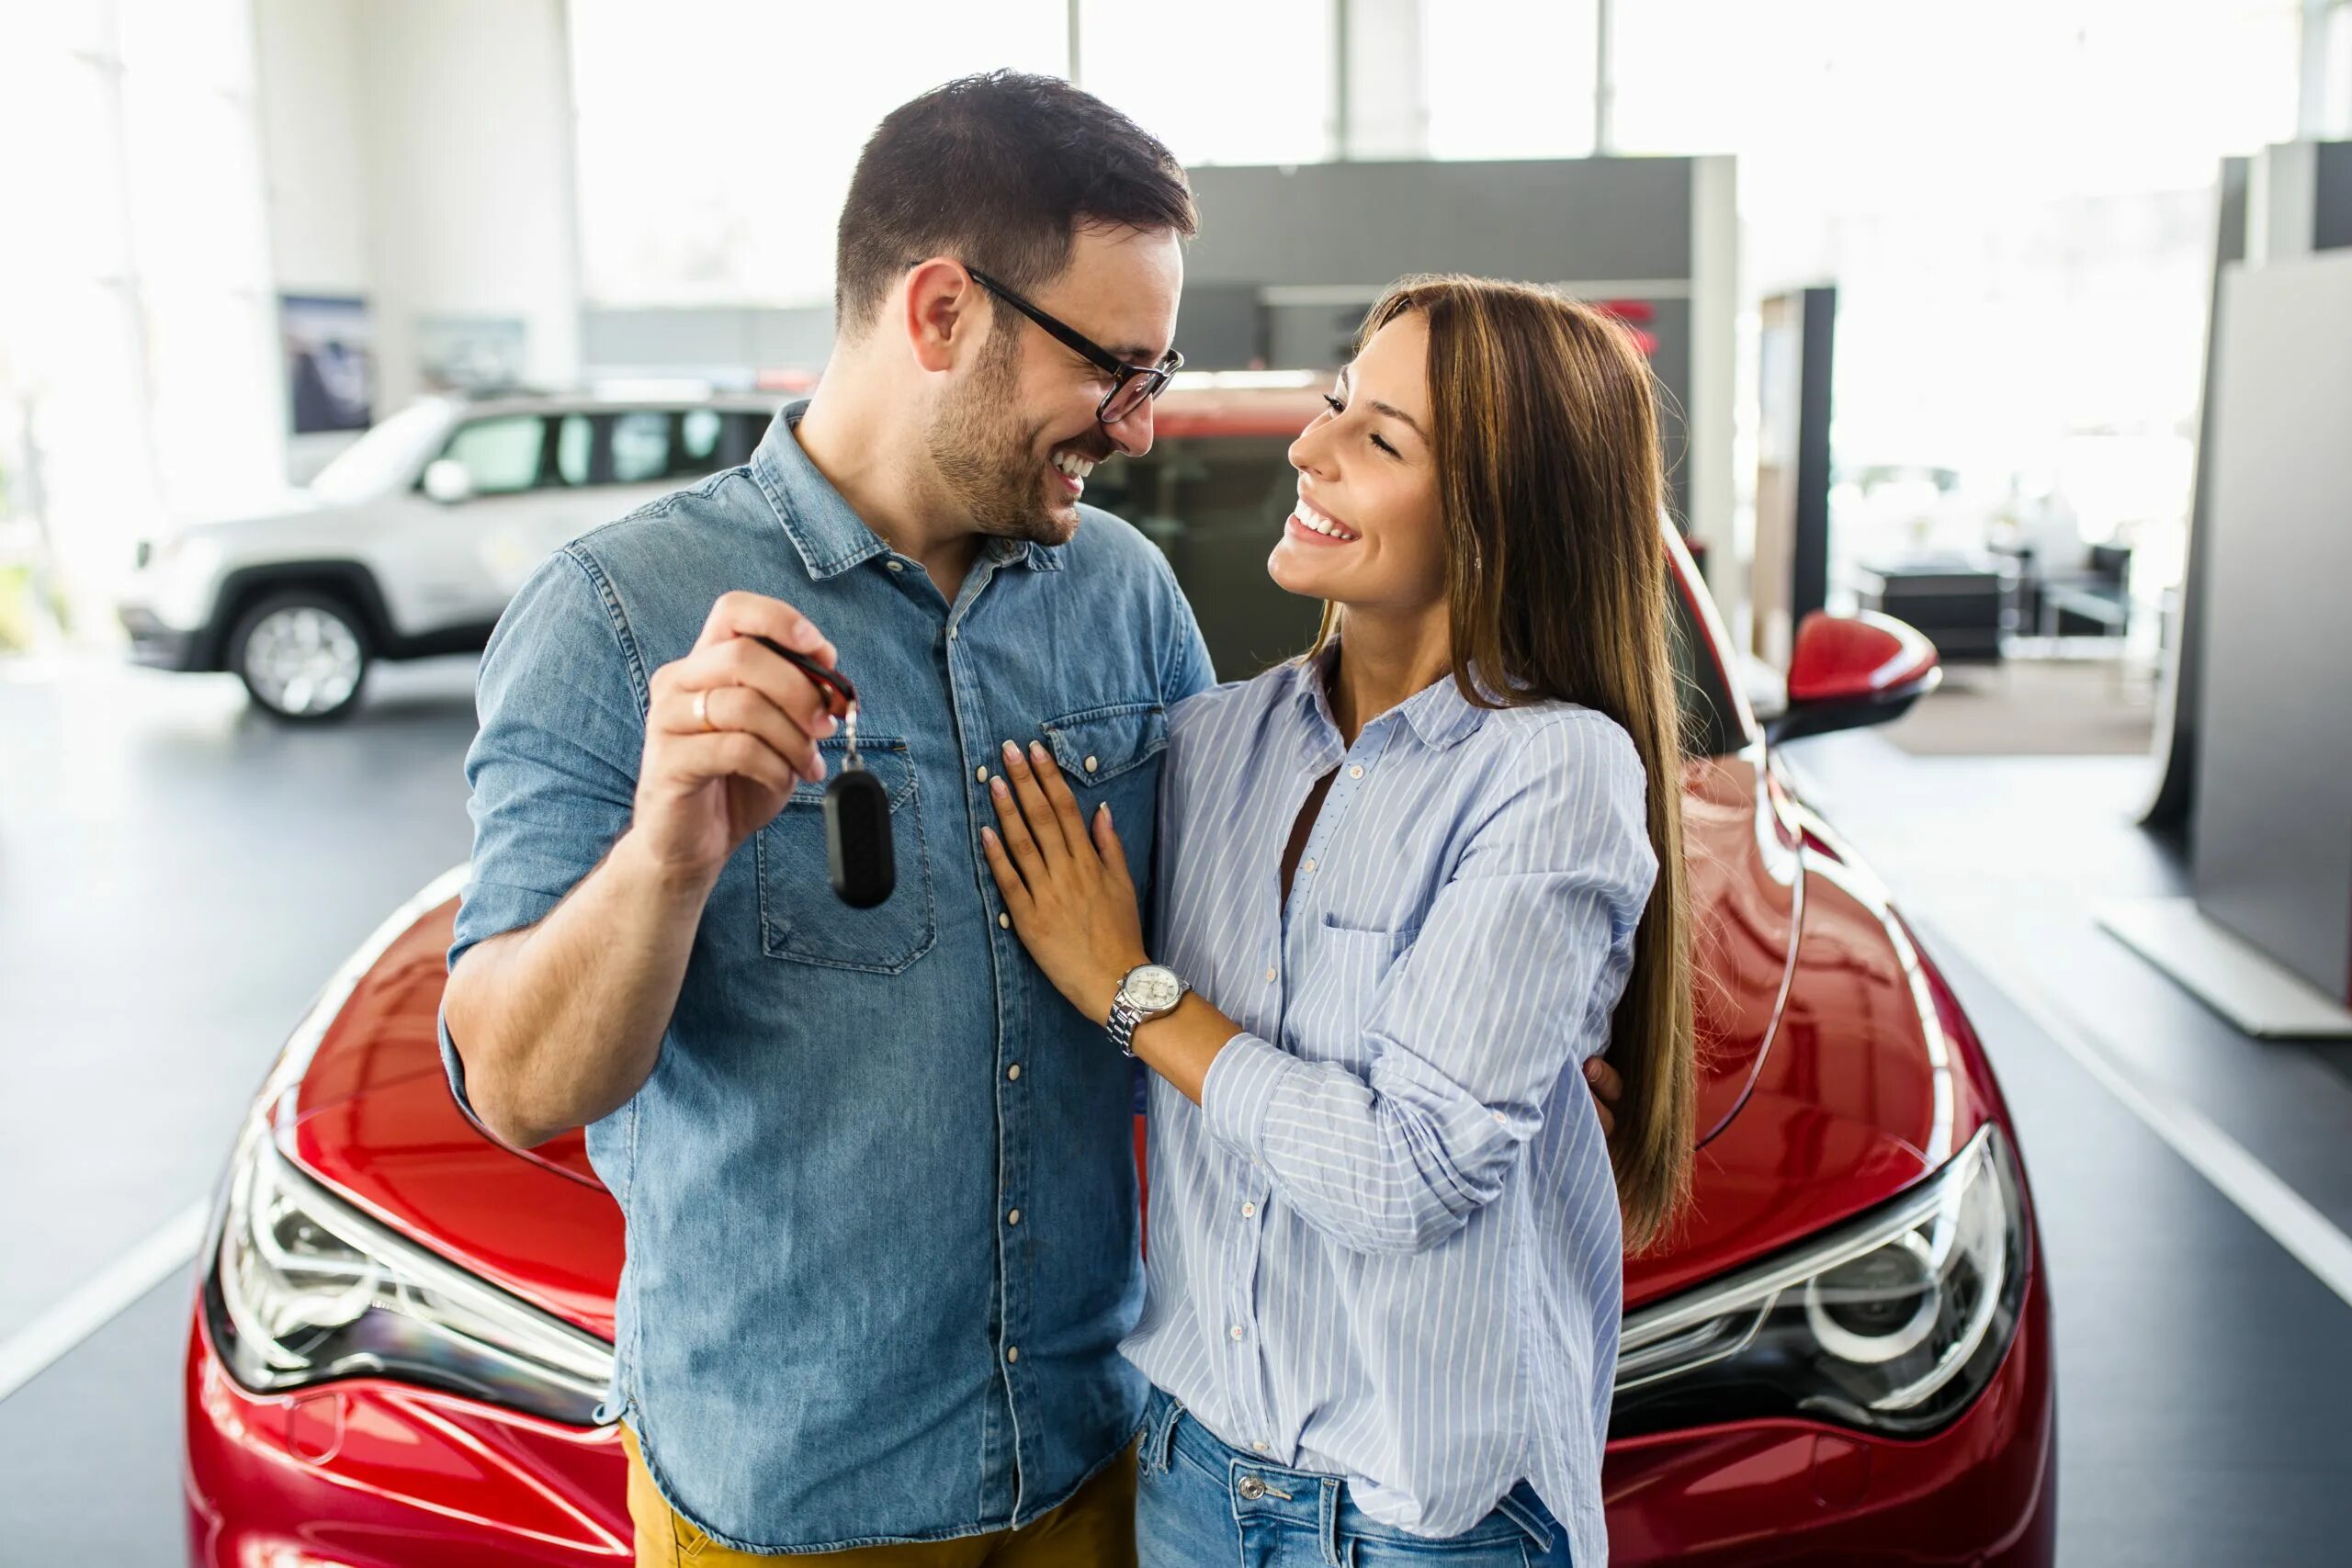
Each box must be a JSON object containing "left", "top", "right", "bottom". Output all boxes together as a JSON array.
[{"left": 1289, "top": 639, "right": 1492, "bottom": 754}]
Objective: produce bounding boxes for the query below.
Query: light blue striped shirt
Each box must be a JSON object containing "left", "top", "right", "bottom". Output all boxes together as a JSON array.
[{"left": 1123, "top": 645, "right": 1656, "bottom": 1563}]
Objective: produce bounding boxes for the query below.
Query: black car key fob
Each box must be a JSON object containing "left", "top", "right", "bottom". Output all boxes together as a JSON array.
[
  {"left": 821, "top": 765, "right": 895, "bottom": 908},
  {"left": 751, "top": 636, "right": 894, "bottom": 908}
]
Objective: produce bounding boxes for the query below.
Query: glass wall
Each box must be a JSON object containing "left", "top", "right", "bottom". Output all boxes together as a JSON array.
[{"left": 0, "top": 0, "right": 280, "bottom": 624}]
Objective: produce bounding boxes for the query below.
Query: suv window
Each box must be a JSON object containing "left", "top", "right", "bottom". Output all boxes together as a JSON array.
[
  {"left": 440, "top": 415, "right": 551, "bottom": 496},
  {"left": 1089, "top": 435, "right": 1743, "bottom": 756},
  {"left": 612, "top": 411, "right": 673, "bottom": 483},
  {"left": 537, "top": 408, "right": 770, "bottom": 489}
]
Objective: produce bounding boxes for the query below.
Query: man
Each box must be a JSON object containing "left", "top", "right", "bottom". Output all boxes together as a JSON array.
[
  {"left": 443, "top": 71, "right": 1621, "bottom": 1567},
  {"left": 443, "top": 73, "right": 1198, "bottom": 1566}
]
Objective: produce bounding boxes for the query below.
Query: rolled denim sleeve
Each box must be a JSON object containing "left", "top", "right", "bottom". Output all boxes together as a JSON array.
[
  {"left": 1200, "top": 713, "right": 1657, "bottom": 1256},
  {"left": 439, "top": 546, "right": 647, "bottom": 1114}
]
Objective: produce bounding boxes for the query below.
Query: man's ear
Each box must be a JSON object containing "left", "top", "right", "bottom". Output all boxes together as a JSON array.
[{"left": 900, "top": 258, "right": 983, "bottom": 376}]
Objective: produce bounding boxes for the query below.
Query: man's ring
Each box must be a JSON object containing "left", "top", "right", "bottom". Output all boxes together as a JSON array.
[{"left": 693, "top": 689, "right": 713, "bottom": 732}]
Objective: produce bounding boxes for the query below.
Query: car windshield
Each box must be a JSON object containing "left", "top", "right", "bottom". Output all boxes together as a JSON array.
[{"left": 308, "top": 400, "right": 456, "bottom": 503}]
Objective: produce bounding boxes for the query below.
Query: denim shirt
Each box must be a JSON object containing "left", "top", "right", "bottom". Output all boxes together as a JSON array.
[{"left": 439, "top": 402, "right": 1213, "bottom": 1551}]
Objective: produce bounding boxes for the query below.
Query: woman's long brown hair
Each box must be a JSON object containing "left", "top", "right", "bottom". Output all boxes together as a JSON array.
[{"left": 1313, "top": 276, "right": 1696, "bottom": 1249}]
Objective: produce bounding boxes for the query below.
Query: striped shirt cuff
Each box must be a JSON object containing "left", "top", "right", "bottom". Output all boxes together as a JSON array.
[{"left": 1201, "top": 1031, "right": 1298, "bottom": 1167}]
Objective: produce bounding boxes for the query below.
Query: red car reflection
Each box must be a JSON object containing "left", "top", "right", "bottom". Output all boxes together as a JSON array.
[{"left": 183, "top": 394, "right": 2052, "bottom": 1566}]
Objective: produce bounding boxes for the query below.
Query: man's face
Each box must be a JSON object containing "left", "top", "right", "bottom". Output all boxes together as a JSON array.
[{"left": 927, "top": 224, "right": 1182, "bottom": 547}]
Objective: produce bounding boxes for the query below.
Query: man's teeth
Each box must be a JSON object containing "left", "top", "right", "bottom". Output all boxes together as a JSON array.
[
  {"left": 1295, "top": 500, "right": 1359, "bottom": 540},
  {"left": 1051, "top": 451, "right": 1095, "bottom": 479}
]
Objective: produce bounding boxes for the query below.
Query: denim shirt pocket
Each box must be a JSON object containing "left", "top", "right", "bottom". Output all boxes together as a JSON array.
[
  {"left": 1040, "top": 701, "right": 1168, "bottom": 886},
  {"left": 754, "top": 736, "right": 937, "bottom": 974}
]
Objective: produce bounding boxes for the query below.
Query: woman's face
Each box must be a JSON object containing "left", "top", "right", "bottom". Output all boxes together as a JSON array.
[{"left": 1269, "top": 311, "right": 1447, "bottom": 616}]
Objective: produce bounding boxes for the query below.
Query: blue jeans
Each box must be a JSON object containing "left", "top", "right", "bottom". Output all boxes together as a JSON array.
[{"left": 1135, "top": 1387, "right": 1573, "bottom": 1567}]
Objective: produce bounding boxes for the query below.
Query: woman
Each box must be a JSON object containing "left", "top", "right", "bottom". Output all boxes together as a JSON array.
[{"left": 978, "top": 276, "right": 1695, "bottom": 1567}]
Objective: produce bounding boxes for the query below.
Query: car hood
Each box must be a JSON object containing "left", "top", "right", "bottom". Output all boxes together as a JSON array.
[
  {"left": 169, "top": 490, "right": 330, "bottom": 536},
  {"left": 279, "top": 753, "right": 1984, "bottom": 1338}
]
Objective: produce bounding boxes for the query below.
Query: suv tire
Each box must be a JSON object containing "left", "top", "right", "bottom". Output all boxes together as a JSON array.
[{"left": 228, "top": 588, "right": 372, "bottom": 723}]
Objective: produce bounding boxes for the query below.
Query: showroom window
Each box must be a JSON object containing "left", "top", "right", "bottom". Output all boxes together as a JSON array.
[
  {"left": 566, "top": 0, "right": 1069, "bottom": 307},
  {"left": 565, "top": 0, "right": 1338, "bottom": 308}
]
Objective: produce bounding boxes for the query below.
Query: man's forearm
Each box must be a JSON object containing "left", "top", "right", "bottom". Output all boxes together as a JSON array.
[{"left": 445, "top": 829, "right": 719, "bottom": 1146}]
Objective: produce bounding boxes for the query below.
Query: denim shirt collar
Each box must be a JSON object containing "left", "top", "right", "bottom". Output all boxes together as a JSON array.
[
  {"left": 1289, "top": 638, "right": 1490, "bottom": 754},
  {"left": 751, "top": 400, "right": 1066, "bottom": 581}
]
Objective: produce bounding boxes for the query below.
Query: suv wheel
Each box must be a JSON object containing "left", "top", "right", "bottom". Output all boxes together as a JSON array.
[{"left": 228, "top": 590, "right": 371, "bottom": 722}]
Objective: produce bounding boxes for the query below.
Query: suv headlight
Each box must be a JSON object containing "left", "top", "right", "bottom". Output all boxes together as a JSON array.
[
  {"left": 202, "top": 1112, "right": 613, "bottom": 1425},
  {"left": 1612, "top": 1123, "right": 2029, "bottom": 1438}
]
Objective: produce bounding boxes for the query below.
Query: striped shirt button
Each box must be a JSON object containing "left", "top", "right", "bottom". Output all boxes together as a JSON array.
[
  {"left": 1264, "top": 966, "right": 1277, "bottom": 983},
  {"left": 1300, "top": 859, "right": 1316, "bottom": 874},
  {"left": 1241, "top": 1201, "right": 1258, "bottom": 1218},
  {"left": 1228, "top": 1325, "right": 1246, "bottom": 1340},
  {"left": 1349, "top": 765, "right": 1364, "bottom": 779},
  {"left": 1252, "top": 1441, "right": 1271, "bottom": 1453}
]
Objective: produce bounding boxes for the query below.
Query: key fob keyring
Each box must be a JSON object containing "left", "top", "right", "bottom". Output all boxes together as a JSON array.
[{"left": 750, "top": 636, "right": 895, "bottom": 909}]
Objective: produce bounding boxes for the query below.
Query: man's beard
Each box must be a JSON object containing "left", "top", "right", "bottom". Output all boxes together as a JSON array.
[{"left": 927, "top": 340, "right": 1089, "bottom": 548}]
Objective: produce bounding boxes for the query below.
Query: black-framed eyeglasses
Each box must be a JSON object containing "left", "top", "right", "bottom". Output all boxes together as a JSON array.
[{"left": 967, "top": 266, "right": 1182, "bottom": 425}]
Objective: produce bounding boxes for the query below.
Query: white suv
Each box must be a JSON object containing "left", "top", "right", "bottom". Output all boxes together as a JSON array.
[{"left": 118, "top": 389, "right": 778, "bottom": 721}]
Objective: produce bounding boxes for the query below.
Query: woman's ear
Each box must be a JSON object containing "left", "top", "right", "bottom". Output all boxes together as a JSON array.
[{"left": 900, "top": 258, "right": 983, "bottom": 375}]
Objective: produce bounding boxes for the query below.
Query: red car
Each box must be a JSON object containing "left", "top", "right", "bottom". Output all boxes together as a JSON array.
[{"left": 183, "top": 389, "right": 2053, "bottom": 1566}]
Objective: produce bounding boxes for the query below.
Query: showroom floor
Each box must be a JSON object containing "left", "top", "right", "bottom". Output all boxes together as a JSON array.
[{"left": 4, "top": 655, "right": 2351, "bottom": 1563}]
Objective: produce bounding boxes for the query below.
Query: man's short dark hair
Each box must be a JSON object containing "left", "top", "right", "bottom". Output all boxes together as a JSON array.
[{"left": 834, "top": 72, "right": 1196, "bottom": 337}]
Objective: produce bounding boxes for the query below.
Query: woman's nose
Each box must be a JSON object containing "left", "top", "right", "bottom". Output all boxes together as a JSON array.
[{"left": 1288, "top": 423, "right": 1332, "bottom": 479}]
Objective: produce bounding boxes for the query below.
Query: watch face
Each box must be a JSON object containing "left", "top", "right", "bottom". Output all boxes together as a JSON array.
[{"left": 1125, "top": 965, "right": 1183, "bottom": 1012}]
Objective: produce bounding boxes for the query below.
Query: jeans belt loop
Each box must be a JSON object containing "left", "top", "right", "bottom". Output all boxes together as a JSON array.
[
  {"left": 1318, "top": 1475, "right": 1345, "bottom": 1566},
  {"left": 1144, "top": 1393, "right": 1183, "bottom": 1479}
]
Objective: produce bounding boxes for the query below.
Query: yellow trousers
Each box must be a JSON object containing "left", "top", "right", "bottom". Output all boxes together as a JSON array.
[{"left": 621, "top": 1427, "right": 1137, "bottom": 1567}]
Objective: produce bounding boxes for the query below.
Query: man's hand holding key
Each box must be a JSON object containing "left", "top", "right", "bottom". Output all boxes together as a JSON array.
[{"left": 636, "top": 592, "right": 845, "bottom": 886}]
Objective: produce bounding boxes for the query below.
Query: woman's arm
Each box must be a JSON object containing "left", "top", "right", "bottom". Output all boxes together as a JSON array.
[{"left": 980, "top": 724, "right": 1642, "bottom": 1251}]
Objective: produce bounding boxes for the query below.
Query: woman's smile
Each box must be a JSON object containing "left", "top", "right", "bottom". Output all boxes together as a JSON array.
[{"left": 1284, "top": 491, "right": 1362, "bottom": 546}]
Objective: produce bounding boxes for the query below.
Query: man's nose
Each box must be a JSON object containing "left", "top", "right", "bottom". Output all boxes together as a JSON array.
[{"left": 1105, "top": 397, "right": 1155, "bottom": 458}]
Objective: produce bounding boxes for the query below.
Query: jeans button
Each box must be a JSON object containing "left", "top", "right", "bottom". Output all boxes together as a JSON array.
[{"left": 1236, "top": 1474, "right": 1267, "bottom": 1501}]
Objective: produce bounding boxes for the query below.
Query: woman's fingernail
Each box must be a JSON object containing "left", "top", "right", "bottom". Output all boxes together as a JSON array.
[
  {"left": 990, "top": 776, "right": 1008, "bottom": 798},
  {"left": 1001, "top": 739, "right": 1019, "bottom": 761},
  {"left": 981, "top": 826, "right": 997, "bottom": 846},
  {"left": 1098, "top": 802, "right": 1110, "bottom": 820},
  {"left": 1030, "top": 740, "right": 1049, "bottom": 763}
]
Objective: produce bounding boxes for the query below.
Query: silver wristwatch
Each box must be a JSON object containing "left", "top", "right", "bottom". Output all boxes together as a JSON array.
[{"left": 1107, "top": 964, "right": 1189, "bottom": 1057}]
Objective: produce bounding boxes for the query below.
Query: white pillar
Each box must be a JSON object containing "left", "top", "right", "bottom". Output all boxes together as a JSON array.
[{"left": 1332, "top": 0, "right": 1427, "bottom": 161}]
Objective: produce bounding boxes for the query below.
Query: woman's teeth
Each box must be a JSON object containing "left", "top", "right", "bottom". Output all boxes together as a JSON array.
[{"left": 1295, "top": 499, "right": 1359, "bottom": 541}]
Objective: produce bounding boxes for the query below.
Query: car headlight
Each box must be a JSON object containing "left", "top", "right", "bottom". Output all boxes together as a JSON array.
[
  {"left": 202, "top": 1112, "right": 614, "bottom": 1425},
  {"left": 1611, "top": 1123, "right": 2029, "bottom": 1438}
]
